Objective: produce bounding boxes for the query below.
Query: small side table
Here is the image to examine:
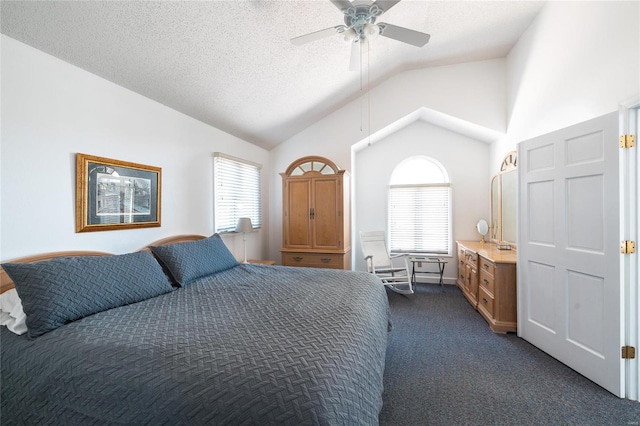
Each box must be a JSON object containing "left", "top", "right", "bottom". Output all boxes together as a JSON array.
[
  {"left": 409, "top": 256, "right": 447, "bottom": 287},
  {"left": 247, "top": 259, "right": 276, "bottom": 265}
]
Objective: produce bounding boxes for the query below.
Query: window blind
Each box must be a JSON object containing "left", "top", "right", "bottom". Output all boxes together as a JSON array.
[
  {"left": 214, "top": 153, "right": 261, "bottom": 233},
  {"left": 388, "top": 184, "right": 451, "bottom": 254}
]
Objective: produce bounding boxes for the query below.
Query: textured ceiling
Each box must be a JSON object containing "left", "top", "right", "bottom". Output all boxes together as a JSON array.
[{"left": 1, "top": 0, "right": 545, "bottom": 149}]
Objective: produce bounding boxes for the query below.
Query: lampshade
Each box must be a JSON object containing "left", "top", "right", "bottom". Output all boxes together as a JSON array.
[{"left": 235, "top": 217, "right": 253, "bottom": 233}]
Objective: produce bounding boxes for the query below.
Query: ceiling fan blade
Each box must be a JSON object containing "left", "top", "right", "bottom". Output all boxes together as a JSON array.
[
  {"left": 291, "top": 26, "right": 342, "bottom": 46},
  {"left": 329, "top": 0, "right": 353, "bottom": 13},
  {"left": 378, "top": 23, "right": 430, "bottom": 47},
  {"left": 349, "top": 40, "right": 360, "bottom": 71},
  {"left": 373, "top": 0, "right": 402, "bottom": 13}
]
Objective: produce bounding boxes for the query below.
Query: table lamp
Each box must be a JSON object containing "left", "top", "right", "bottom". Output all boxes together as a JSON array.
[{"left": 235, "top": 217, "right": 253, "bottom": 263}]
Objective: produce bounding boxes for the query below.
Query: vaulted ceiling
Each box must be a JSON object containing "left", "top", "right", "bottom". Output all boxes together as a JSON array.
[{"left": 1, "top": 0, "right": 545, "bottom": 149}]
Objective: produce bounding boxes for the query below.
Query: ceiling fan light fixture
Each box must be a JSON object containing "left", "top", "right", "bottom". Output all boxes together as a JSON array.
[
  {"left": 290, "top": 0, "right": 431, "bottom": 54},
  {"left": 363, "top": 23, "right": 380, "bottom": 39},
  {"left": 343, "top": 27, "right": 357, "bottom": 44}
]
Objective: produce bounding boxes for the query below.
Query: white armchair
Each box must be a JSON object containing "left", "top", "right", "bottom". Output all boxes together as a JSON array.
[{"left": 360, "top": 230, "right": 413, "bottom": 295}]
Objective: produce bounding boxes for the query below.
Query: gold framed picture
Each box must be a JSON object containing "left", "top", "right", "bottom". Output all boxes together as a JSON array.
[{"left": 76, "top": 153, "right": 161, "bottom": 233}]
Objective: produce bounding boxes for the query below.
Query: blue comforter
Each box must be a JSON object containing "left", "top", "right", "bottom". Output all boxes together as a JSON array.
[{"left": 1, "top": 264, "right": 389, "bottom": 425}]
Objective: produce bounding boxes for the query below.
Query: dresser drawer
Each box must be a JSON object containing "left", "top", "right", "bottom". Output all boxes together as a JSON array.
[
  {"left": 479, "top": 269, "right": 495, "bottom": 295},
  {"left": 282, "top": 252, "right": 345, "bottom": 269},
  {"left": 458, "top": 258, "right": 466, "bottom": 282},
  {"left": 478, "top": 256, "right": 496, "bottom": 276},
  {"left": 457, "top": 246, "right": 466, "bottom": 283},
  {"left": 465, "top": 250, "right": 478, "bottom": 265},
  {"left": 478, "top": 287, "right": 495, "bottom": 318}
]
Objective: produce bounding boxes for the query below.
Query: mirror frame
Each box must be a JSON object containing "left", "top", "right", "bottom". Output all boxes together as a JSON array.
[
  {"left": 477, "top": 219, "right": 489, "bottom": 243},
  {"left": 490, "top": 151, "right": 517, "bottom": 248}
]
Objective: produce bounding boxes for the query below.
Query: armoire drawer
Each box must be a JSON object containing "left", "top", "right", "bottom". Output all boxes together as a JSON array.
[{"left": 282, "top": 252, "right": 346, "bottom": 269}]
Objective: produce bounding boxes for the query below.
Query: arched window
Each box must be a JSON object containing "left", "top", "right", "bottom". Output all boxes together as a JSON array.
[{"left": 388, "top": 156, "right": 451, "bottom": 255}]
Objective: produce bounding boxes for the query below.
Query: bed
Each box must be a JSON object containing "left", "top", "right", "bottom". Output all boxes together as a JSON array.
[{"left": 0, "top": 235, "right": 390, "bottom": 425}]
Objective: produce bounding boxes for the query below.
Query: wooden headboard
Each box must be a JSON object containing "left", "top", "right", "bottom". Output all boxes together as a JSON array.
[
  {"left": 0, "top": 234, "right": 208, "bottom": 294},
  {"left": 142, "top": 234, "right": 207, "bottom": 250}
]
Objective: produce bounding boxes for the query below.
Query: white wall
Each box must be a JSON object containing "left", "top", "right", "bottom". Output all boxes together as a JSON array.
[
  {"left": 354, "top": 120, "right": 490, "bottom": 282},
  {"left": 8, "top": 2, "right": 634, "bottom": 267},
  {"left": 270, "top": 59, "right": 506, "bottom": 262},
  {"left": 1, "top": 36, "right": 270, "bottom": 261},
  {"left": 490, "top": 0, "right": 640, "bottom": 167}
]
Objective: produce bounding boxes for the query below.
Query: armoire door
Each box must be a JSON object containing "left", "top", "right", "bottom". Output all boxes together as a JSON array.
[
  {"left": 312, "top": 177, "right": 341, "bottom": 249},
  {"left": 284, "top": 180, "right": 312, "bottom": 248}
]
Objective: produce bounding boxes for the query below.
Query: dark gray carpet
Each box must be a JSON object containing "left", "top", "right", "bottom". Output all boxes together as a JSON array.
[{"left": 379, "top": 284, "right": 640, "bottom": 425}]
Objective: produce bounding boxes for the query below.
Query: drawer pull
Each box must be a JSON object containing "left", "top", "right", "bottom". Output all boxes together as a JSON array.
[
  {"left": 483, "top": 263, "right": 490, "bottom": 269},
  {"left": 293, "top": 256, "right": 303, "bottom": 262},
  {"left": 483, "top": 279, "right": 489, "bottom": 285},
  {"left": 483, "top": 297, "right": 488, "bottom": 305},
  {"left": 321, "top": 258, "right": 332, "bottom": 263}
]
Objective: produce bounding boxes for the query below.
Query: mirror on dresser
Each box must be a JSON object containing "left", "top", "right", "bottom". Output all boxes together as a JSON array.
[{"left": 490, "top": 151, "right": 517, "bottom": 248}]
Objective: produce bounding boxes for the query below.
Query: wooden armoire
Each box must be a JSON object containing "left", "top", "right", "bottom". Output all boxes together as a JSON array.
[{"left": 281, "top": 156, "right": 351, "bottom": 269}]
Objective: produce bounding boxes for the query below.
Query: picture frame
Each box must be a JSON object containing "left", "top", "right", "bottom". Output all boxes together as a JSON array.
[{"left": 76, "top": 153, "right": 161, "bottom": 233}]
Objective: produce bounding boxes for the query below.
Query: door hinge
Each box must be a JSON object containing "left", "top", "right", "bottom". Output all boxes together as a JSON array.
[
  {"left": 622, "top": 346, "right": 636, "bottom": 359},
  {"left": 620, "top": 134, "right": 635, "bottom": 148},
  {"left": 621, "top": 240, "right": 636, "bottom": 254}
]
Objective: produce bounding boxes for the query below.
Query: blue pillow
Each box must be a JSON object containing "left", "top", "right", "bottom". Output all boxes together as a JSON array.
[
  {"left": 3, "top": 251, "right": 173, "bottom": 338},
  {"left": 149, "top": 234, "right": 239, "bottom": 287}
]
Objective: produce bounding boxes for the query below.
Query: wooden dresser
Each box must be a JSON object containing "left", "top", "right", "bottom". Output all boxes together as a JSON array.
[
  {"left": 456, "top": 241, "right": 517, "bottom": 333},
  {"left": 281, "top": 156, "right": 351, "bottom": 269}
]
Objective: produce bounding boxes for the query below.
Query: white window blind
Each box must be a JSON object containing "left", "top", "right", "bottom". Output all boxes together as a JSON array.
[
  {"left": 389, "top": 183, "right": 451, "bottom": 254},
  {"left": 214, "top": 153, "right": 261, "bottom": 233}
]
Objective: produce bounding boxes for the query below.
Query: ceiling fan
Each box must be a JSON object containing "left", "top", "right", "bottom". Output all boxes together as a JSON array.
[{"left": 291, "top": 0, "right": 430, "bottom": 70}]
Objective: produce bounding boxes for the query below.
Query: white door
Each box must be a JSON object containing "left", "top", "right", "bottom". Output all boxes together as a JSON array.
[{"left": 518, "top": 112, "right": 624, "bottom": 396}]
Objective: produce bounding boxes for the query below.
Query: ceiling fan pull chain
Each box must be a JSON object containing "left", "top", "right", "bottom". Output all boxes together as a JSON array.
[
  {"left": 367, "top": 40, "right": 372, "bottom": 146},
  {"left": 360, "top": 41, "right": 364, "bottom": 132}
]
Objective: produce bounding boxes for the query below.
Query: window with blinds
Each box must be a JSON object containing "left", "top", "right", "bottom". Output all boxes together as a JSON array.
[
  {"left": 213, "top": 153, "right": 261, "bottom": 233},
  {"left": 388, "top": 156, "right": 451, "bottom": 255}
]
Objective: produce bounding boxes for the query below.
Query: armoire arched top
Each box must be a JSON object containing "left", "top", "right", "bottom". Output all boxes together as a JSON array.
[{"left": 281, "top": 156, "right": 345, "bottom": 177}]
